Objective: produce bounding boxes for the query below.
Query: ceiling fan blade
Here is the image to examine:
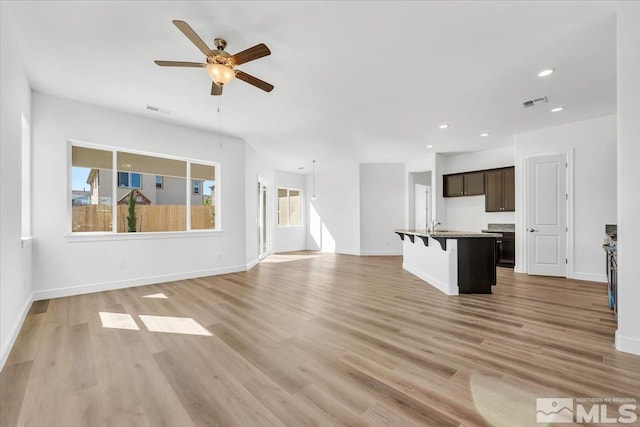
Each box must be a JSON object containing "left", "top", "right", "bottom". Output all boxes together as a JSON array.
[
  {"left": 154, "top": 60, "right": 205, "bottom": 68},
  {"left": 172, "top": 20, "right": 213, "bottom": 57},
  {"left": 235, "top": 70, "right": 274, "bottom": 92},
  {"left": 229, "top": 43, "right": 271, "bottom": 66},
  {"left": 211, "top": 82, "right": 223, "bottom": 96}
]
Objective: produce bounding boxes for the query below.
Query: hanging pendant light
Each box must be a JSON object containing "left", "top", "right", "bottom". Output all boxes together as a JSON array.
[{"left": 311, "top": 160, "right": 317, "bottom": 200}]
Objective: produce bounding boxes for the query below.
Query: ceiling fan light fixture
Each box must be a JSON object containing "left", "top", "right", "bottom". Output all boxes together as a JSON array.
[{"left": 206, "top": 63, "right": 235, "bottom": 85}]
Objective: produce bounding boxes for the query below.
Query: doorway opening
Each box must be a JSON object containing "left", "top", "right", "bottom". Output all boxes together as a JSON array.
[
  {"left": 258, "top": 177, "right": 268, "bottom": 259},
  {"left": 408, "top": 171, "right": 431, "bottom": 230}
]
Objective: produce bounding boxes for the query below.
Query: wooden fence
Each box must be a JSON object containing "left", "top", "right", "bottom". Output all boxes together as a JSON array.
[{"left": 72, "top": 205, "right": 215, "bottom": 232}]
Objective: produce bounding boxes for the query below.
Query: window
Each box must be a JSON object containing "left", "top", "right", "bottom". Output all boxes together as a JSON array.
[
  {"left": 70, "top": 143, "right": 218, "bottom": 233},
  {"left": 278, "top": 188, "right": 301, "bottom": 227},
  {"left": 71, "top": 146, "right": 113, "bottom": 232},
  {"left": 118, "top": 171, "right": 141, "bottom": 188},
  {"left": 191, "top": 164, "right": 215, "bottom": 230}
]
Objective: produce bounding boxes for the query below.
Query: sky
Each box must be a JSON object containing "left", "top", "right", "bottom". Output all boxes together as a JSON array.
[{"left": 71, "top": 167, "right": 91, "bottom": 191}]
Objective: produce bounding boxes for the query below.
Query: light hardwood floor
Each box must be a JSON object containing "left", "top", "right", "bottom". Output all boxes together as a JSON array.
[{"left": 1, "top": 253, "right": 639, "bottom": 426}]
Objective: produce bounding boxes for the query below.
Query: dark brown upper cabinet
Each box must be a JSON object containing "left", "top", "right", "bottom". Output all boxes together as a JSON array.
[
  {"left": 485, "top": 167, "right": 515, "bottom": 212},
  {"left": 443, "top": 171, "right": 485, "bottom": 197}
]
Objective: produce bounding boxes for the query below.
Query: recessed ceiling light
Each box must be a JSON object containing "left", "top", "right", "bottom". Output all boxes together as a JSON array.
[
  {"left": 538, "top": 68, "right": 555, "bottom": 77},
  {"left": 439, "top": 124, "right": 449, "bottom": 129},
  {"left": 480, "top": 133, "right": 490, "bottom": 137},
  {"left": 426, "top": 145, "right": 434, "bottom": 148},
  {"left": 551, "top": 106, "right": 565, "bottom": 112}
]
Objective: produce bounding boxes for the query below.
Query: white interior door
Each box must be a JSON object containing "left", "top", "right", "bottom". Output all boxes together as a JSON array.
[
  {"left": 415, "top": 184, "right": 428, "bottom": 229},
  {"left": 527, "top": 154, "right": 567, "bottom": 276}
]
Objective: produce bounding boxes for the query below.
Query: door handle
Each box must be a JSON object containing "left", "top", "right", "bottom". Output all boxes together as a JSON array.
[{"left": 528, "top": 228, "right": 539, "bottom": 232}]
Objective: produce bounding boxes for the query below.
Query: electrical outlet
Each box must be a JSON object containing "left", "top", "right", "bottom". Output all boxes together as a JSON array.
[{"left": 119, "top": 261, "right": 125, "bottom": 270}]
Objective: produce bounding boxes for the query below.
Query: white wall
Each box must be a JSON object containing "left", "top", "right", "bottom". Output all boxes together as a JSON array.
[
  {"left": 433, "top": 154, "right": 448, "bottom": 228},
  {"left": 616, "top": 1, "right": 640, "bottom": 356},
  {"left": 0, "top": 9, "right": 33, "bottom": 369},
  {"left": 306, "top": 160, "right": 360, "bottom": 255},
  {"left": 514, "top": 114, "right": 617, "bottom": 282},
  {"left": 273, "top": 170, "right": 306, "bottom": 253},
  {"left": 31, "top": 92, "right": 248, "bottom": 299},
  {"left": 443, "top": 146, "right": 516, "bottom": 231},
  {"left": 406, "top": 154, "right": 435, "bottom": 230},
  {"left": 359, "top": 163, "right": 405, "bottom": 255},
  {"left": 244, "top": 144, "right": 275, "bottom": 267}
]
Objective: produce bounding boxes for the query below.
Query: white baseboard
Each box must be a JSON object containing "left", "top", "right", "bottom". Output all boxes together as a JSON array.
[
  {"left": 336, "top": 249, "right": 361, "bottom": 256},
  {"left": 569, "top": 272, "right": 607, "bottom": 283},
  {"left": 616, "top": 330, "right": 640, "bottom": 356},
  {"left": 0, "top": 292, "right": 34, "bottom": 371},
  {"left": 359, "top": 251, "right": 403, "bottom": 256},
  {"left": 246, "top": 259, "right": 259, "bottom": 270},
  {"left": 274, "top": 247, "right": 306, "bottom": 254},
  {"left": 403, "top": 262, "right": 458, "bottom": 296},
  {"left": 33, "top": 264, "right": 247, "bottom": 301}
]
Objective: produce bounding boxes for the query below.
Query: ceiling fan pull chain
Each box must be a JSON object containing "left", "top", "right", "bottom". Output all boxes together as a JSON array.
[{"left": 218, "top": 96, "right": 223, "bottom": 149}]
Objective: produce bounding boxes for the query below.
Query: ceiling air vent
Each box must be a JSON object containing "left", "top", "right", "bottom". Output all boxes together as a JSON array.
[{"left": 522, "top": 96, "right": 548, "bottom": 108}]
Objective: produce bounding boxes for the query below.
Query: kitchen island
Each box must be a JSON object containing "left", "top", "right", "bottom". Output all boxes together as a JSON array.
[{"left": 394, "top": 229, "right": 501, "bottom": 295}]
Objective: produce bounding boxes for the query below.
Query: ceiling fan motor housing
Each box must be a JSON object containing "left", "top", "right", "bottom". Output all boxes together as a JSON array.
[{"left": 214, "top": 38, "right": 227, "bottom": 50}]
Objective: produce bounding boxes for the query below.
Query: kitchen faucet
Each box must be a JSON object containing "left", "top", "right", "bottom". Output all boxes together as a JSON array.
[{"left": 430, "top": 219, "right": 442, "bottom": 232}]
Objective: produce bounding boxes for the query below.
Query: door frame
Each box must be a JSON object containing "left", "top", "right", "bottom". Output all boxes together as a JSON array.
[
  {"left": 522, "top": 149, "right": 574, "bottom": 277},
  {"left": 414, "top": 183, "right": 431, "bottom": 229},
  {"left": 257, "top": 175, "right": 271, "bottom": 260}
]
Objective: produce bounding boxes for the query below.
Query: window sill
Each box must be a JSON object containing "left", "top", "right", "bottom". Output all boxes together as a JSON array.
[
  {"left": 65, "top": 229, "right": 223, "bottom": 242},
  {"left": 21, "top": 236, "right": 34, "bottom": 248}
]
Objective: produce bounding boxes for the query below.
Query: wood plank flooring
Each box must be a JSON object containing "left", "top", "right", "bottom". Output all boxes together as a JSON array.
[{"left": 1, "top": 252, "right": 639, "bottom": 426}]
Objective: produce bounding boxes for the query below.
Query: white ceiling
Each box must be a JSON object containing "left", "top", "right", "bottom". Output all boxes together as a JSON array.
[{"left": 4, "top": 1, "right": 617, "bottom": 171}]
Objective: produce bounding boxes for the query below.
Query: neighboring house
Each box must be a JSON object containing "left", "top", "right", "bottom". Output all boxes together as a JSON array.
[
  {"left": 116, "top": 189, "right": 151, "bottom": 205},
  {"left": 71, "top": 190, "right": 90, "bottom": 206},
  {"left": 86, "top": 169, "right": 206, "bottom": 206}
]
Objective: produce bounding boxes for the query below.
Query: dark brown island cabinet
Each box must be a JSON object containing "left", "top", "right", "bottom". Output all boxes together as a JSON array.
[
  {"left": 443, "top": 171, "right": 485, "bottom": 197},
  {"left": 484, "top": 167, "right": 515, "bottom": 212}
]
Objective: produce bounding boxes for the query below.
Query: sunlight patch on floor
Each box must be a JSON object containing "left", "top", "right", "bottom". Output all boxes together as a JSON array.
[
  {"left": 99, "top": 312, "right": 140, "bottom": 330},
  {"left": 261, "top": 254, "right": 324, "bottom": 263},
  {"left": 138, "top": 315, "right": 212, "bottom": 336},
  {"left": 142, "top": 292, "right": 168, "bottom": 299}
]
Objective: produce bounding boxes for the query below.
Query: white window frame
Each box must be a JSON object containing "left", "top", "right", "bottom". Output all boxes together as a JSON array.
[
  {"left": 277, "top": 187, "right": 303, "bottom": 228},
  {"left": 67, "top": 139, "right": 221, "bottom": 238}
]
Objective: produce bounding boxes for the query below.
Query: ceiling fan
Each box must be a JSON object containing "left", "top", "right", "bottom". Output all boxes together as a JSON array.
[{"left": 155, "top": 20, "right": 274, "bottom": 96}]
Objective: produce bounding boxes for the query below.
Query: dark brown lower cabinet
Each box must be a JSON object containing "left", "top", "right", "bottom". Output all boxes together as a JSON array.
[
  {"left": 496, "top": 232, "right": 515, "bottom": 268},
  {"left": 457, "top": 237, "right": 496, "bottom": 294}
]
